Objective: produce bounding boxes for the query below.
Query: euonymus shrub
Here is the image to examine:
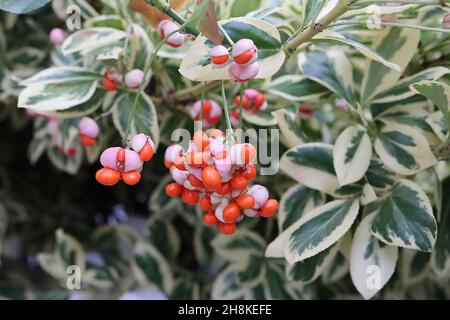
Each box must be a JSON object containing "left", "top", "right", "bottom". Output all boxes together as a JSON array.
[{"left": 0, "top": 0, "right": 449, "bottom": 300}]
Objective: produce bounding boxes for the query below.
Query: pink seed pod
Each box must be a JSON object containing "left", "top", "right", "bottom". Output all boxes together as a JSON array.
[
  {"left": 165, "top": 144, "right": 184, "bottom": 163},
  {"left": 131, "top": 133, "right": 154, "bottom": 153},
  {"left": 123, "top": 149, "right": 143, "bottom": 172},
  {"left": 229, "top": 143, "right": 255, "bottom": 165},
  {"left": 243, "top": 88, "right": 260, "bottom": 100},
  {"left": 100, "top": 147, "right": 122, "bottom": 170},
  {"left": 125, "top": 69, "right": 145, "bottom": 89},
  {"left": 215, "top": 157, "right": 232, "bottom": 178},
  {"left": 78, "top": 117, "right": 99, "bottom": 139},
  {"left": 232, "top": 39, "right": 258, "bottom": 66},
  {"left": 229, "top": 61, "right": 260, "bottom": 83},
  {"left": 158, "top": 20, "right": 186, "bottom": 47},
  {"left": 443, "top": 13, "right": 450, "bottom": 29},
  {"left": 214, "top": 203, "right": 226, "bottom": 223},
  {"left": 210, "top": 45, "right": 230, "bottom": 68},
  {"left": 230, "top": 114, "right": 240, "bottom": 127},
  {"left": 209, "top": 138, "right": 226, "bottom": 157},
  {"left": 247, "top": 185, "right": 269, "bottom": 209},
  {"left": 49, "top": 28, "right": 67, "bottom": 45},
  {"left": 171, "top": 167, "right": 189, "bottom": 185},
  {"left": 335, "top": 98, "right": 347, "bottom": 110},
  {"left": 243, "top": 208, "right": 258, "bottom": 218}
]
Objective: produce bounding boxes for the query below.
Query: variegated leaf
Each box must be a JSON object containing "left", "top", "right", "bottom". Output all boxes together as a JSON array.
[
  {"left": 277, "top": 183, "right": 325, "bottom": 232},
  {"left": 286, "top": 243, "right": 339, "bottom": 285},
  {"left": 0, "top": 0, "right": 50, "bottom": 14},
  {"left": 62, "top": 27, "right": 127, "bottom": 55},
  {"left": 321, "top": 251, "right": 349, "bottom": 284},
  {"left": 132, "top": 241, "right": 174, "bottom": 294},
  {"left": 431, "top": 177, "right": 450, "bottom": 278},
  {"left": 298, "top": 50, "right": 355, "bottom": 106},
  {"left": 20, "top": 66, "right": 101, "bottom": 86},
  {"left": 179, "top": 17, "right": 285, "bottom": 81},
  {"left": 18, "top": 80, "right": 98, "bottom": 111},
  {"left": 271, "top": 109, "right": 305, "bottom": 148},
  {"left": 361, "top": 28, "right": 420, "bottom": 104},
  {"left": 212, "top": 230, "right": 265, "bottom": 266},
  {"left": 112, "top": 92, "right": 160, "bottom": 148},
  {"left": 211, "top": 265, "right": 247, "bottom": 300},
  {"left": 371, "top": 180, "right": 437, "bottom": 252},
  {"left": 374, "top": 124, "right": 437, "bottom": 176},
  {"left": 360, "top": 183, "right": 377, "bottom": 205},
  {"left": 333, "top": 124, "right": 372, "bottom": 186},
  {"left": 400, "top": 249, "right": 430, "bottom": 286},
  {"left": 350, "top": 212, "right": 398, "bottom": 300},
  {"left": 426, "top": 111, "right": 447, "bottom": 142},
  {"left": 280, "top": 143, "right": 339, "bottom": 195},
  {"left": 312, "top": 30, "right": 400, "bottom": 71},
  {"left": 126, "top": 24, "right": 154, "bottom": 71},
  {"left": 284, "top": 199, "right": 360, "bottom": 264},
  {"left": 242, "top": 109, "right": 277, "bottom": 126},
  {"left": 372, "top": 67, "right": 449, "bottom": 103},
  {"left": 365, "top": 158, "right": 400, "bottom": 191},
  {"left": 147, "top": 219, "right": 181, "bottom": 261},
  {"left": 265, "top": 75, "right": 327, "bottom": 102}
]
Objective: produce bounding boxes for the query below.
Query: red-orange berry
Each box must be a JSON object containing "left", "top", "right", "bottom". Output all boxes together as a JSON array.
[
  {"left": 80, "top": 134, "right": 95, "bottom": 146},
  {"left": 165, "top": 183, "right": 182, "bottom": 197},
  {"left": 259, "top": 199, "right": 279, "bottom": 217},
  {"left": 103, "top": 77, "right": 117, "bottom": 91},
  {"left": 202, "top": 166, "right": 221, "bottom": 190},
  {"left": 122, "top": 171, "right": 141, "bottom": 186},
  {"left": 203, "top": 211, "right": 219, "bottom": 225},
  {"left": 243, "top": 164, "right": 257, "bottom": 180},
  {"left": 139, "top": 143, "right": 154, "bottom": 161},
  {"left": 216, "top": 182, "right": 231, "bottom": 195},
  {"left": 193, "top": 131, "right": 210, "bottom": 151},
  {"left": 230, "top": 175, "right": 248, "bottom": 190},
  {"left": 242, "top": 144, "right": 256, "bottom": 164},
  {"left": 181, "top": 189, "right": 200, "bottom": 205},
  {"left": 200, "top": 194, "right": 212, "bottom": 211},
  {"left": 235, "top": 194, "right": 255, "bottom": 209},
  {"left": 219, "top": 223, "right": 236, "bottom": 235},
  {"left": 96, "top": 168, "right": 121, "bottom": 186},
  {"left": 188, "top": 174, "right": 203, "bottom": 188},
  {"left": 223, "top": 202, "right": 240, "bottom": 223}
]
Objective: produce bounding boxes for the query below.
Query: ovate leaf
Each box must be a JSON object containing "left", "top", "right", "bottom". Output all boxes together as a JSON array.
[
  {"left": 0, "top": 0, "right": 50, "bottom": 14},
  {"left": 350, "top": 212, "right": 398, "bottom": 300},
  {"left": 374, "top": 124, "right": 437, "bottom": 175},
  {"left": 333, "top": 124, "right": 372, "bottom": 186},
  {"left": 284, "top": 199, "right": 360, "bottom": 263},
  {"left": 18, "top": 80, "right": 98, "bottom": 111},
  {"left": 20, "top": 67, "right": 102, "bottom": 86},
  {"left": 361, "top": 28, "right": 420, "bottom": 104},
  {"left": 298, "top": 50, "right": 355, "bottom": 106},
  {"left": 371, "top": 180, "right": 437, "bottom": 252},
  {"left": 62, "top": 27, "right": 127, "bottom": 55}
]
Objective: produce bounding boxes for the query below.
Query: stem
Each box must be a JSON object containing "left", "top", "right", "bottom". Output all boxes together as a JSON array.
[
  {"left": 238, "top": 83, "right": 244, "bottom": 128},
  {"left": 221, "top": 80, "right": 235, "bottom": 144},
  {"left": 146, "top": 0, "right": 200, "bottom": 36},
  {"left": 283, "top": 0, "right": 352, "bottom": 58},
  {"left": 218, "top": 24, "right": 235, "bottom": 46},
  {"left": 123, "top": 29, "right": 179, "bottom": 145},
  {"left": 198, "top": 82, "right": 206, "bottom": 131},
  {"left": 332, "top": 19, "right": 450, "bottom": 33}
]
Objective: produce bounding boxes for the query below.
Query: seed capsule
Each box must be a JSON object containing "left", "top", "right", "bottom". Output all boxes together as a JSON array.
[
  {"left": 229, "top": 62, "right": 260, "bottom": 83},
  {"left": 78, "top": 117, "right": 99, "bottom": 147},
  {"left": 235, "top": 194, "right": 255, "bottom": 209},
  {"left": 232, "top": 39, "right": 258, "bottom": 66},
  {"left": 181, "top": 189, "right": 200, "bottom": 205},
  {"left": 223, "top": 202, "right": 240, "bottom": 223},
  {"left": 158, "top": 20, "right": 186, "bottom": 47},
  {"left": 202, "top": 166, "right": 221, "bottom": 190},
  {"left": 211, "top": 45, "right": 230, "bottom": 68},
  {"left": 125, "top": 69, "right": 145, "bottom": 89}
]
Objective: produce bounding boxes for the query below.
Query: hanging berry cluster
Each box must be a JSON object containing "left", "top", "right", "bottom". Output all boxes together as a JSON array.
[
  {"left": 96, "top": 133, "right": 155, "bottom": 186},
  {"left": 164, "top": 130, "right": 278, "bottom": 235}
]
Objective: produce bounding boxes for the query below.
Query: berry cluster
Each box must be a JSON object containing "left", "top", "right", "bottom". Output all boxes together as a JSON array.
[
  {"left": 210, "top": 39, "right": 259, "bottom": 82},
  {"left": 189, "top": 99, "right": 222, "bottom": 129},
  {"left": 96, "top": 133, "right": 155, "bottom": 186},
  {"left": 164, "top": 130, "right": 278, "bottom": 235},
  {"left": 231, "top": 89, "right": 267, "bottom": 125},
  {"left": 103, "top": 68, "right": 145, "bottom": 92},
  {"left": 158, "top": 19, "right": 188, "bottom": 47}
]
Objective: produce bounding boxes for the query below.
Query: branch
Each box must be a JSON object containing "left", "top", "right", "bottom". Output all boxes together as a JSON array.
[{"left": 282, "top": 0, "right": 352, "bottom": 58}]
